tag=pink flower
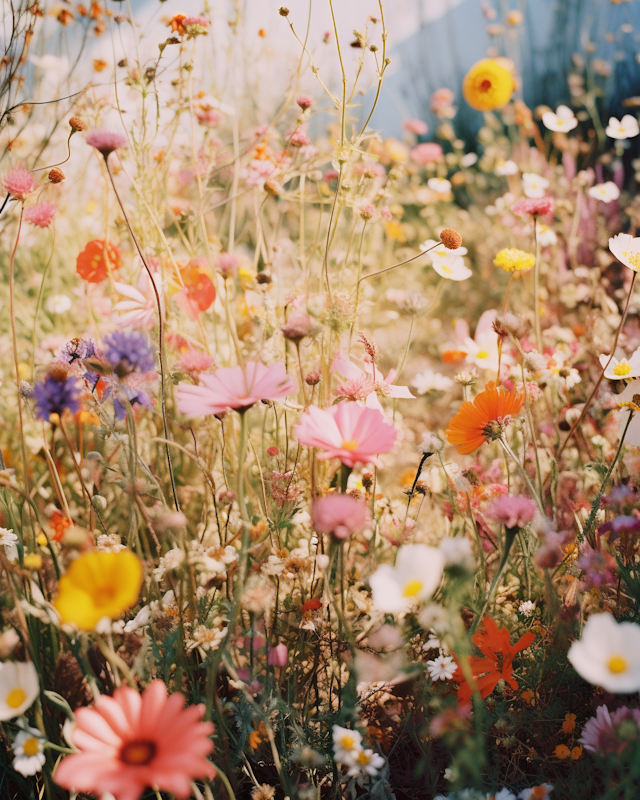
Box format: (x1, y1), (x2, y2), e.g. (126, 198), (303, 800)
(580, 705), (640, 755)
(410, 142), (444, 166)
(331, 354), (414, 412)
(312, 494), (371, 539)
(512, 197), (554, 217)
(2, 166), (35, 200)
(216, 252), (240, 278)
(24, 201), (57, 227)
(183, 16), (208, 26)
(431, 87), (456, 112)
(86, 129), (128, 156)
(290, 130), (312, 147)
(403, 118), (429, 135)
(175, 349), (216, 376)
(296, 95), (315, 110)
(487, 495), (538, 529)
(176, 361), (296, 417)
(268, 644), (289, 666)
(53, 680), (215, 800)
(295, 402), (397, 467)
(113, 271), (162, 330)
(281, 311), (317, 341)
(380, 206), (392, 221)
(195, 108), (222, 126)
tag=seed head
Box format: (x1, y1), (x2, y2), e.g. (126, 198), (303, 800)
(48, 167), (65, 184)
(69, 116), (86, 132)
(439, 228), (462, 249)
(278, 7), (289, 16)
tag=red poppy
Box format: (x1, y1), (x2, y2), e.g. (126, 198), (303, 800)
(452, 616), (536, 705)
(180, 258), (216, 313)
(300, 598), (322, 615)
(76, 240), (122, 283)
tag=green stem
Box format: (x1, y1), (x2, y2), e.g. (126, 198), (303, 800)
(533, 214), (542, 351)
(471, 525), (519, 633)
(498, 437), (544, 514)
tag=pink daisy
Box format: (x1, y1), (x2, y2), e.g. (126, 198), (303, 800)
(295, 402), (397, 467)
(312, 493), (371, 539)
(176, 361), (296, 417)
(2, 166), (35, 200)
(24, 202), (57, 228)
(53, 680), (215, 800)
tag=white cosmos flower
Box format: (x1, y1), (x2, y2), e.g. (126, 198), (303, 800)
(420, 239), (471, 281)
(332, 725), (363, 763)
(518, 786), (553, 800)
(522, 173), (549, 199)
(420, 239), (469, 258)
(537, 224), (557, 247)
(617, 382), (640, 446)
(345, 749), (386, 777)
(0, 661), (39, 720)
(428, 177), (452, 194)
(427, 655), (456, 681)
(605, 115), (640, 140)
(369, 544), (445, 613)
(599, 348), (640, 380)
(464, 335), (500, 371)
(413, 369), (454, 394)
(495, 159), (519, 176)
(588, 182), (620, 203)
(542, 105), (577, 132)
(12, 723), (46, 777)
(609, 232), (640, 272)
(568, 612), (640, 693)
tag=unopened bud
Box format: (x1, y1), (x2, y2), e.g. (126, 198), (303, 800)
(48, 167), (65, 184)
(69, 116), (86, 132)
(305, 369), (321, 386)
(439, 228), (462, 249)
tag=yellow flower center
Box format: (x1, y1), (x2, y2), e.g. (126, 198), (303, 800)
(613, 361), (632, 376)
(476, 350), (489, 359)
(356, 751), (372, 765)
(23, 737), (40, 757)
(403, 579), (423, 598)
(557, 119), (564, 125)
(340, 439), (359, 451)
(530, 182), (538, 189)
(608, 655), (628, 674)
(340, 735), (355, 750)
(6, 688), (27, 709)
(441, 265), (453, 275)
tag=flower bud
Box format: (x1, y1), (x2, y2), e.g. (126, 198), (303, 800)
(48, 167), (65, 184)
(439, 228), (462, 249)
(69, 116), (86, 132)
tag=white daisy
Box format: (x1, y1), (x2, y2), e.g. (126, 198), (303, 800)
(542, 105), (577, 132)
(413, 370), (455, 394)
(427, 655), (457, 681)
(12, 723), (46, 777)
(588, 181), (620, 203)
(332, 725), (363, 763)
(370, 544), (445, 614)
(609, 232), (640, 272)
(605, 115), (640, 140)
(345, 748), (386, 777)
(599, 348), (640, 380)
(0, 528), (18, 547)
(0, 661), (39, 720)
(495, 159), (519, 176)
(568, 613), (640, 693)
(522, 173), (549, 199)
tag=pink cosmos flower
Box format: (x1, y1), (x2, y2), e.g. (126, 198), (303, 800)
(410, 142), (444, 166)
(403, 118), (429, 135)
(195, 107), (222, 126)
(512, 197), (554, 217)
(176, 361), (296, 417)
(113, 271), (163, 330)
(183, 16), (209, 26)
(487, 494), (538, 529)
(312, 493), (371, 539)
(331, 354), (414, 412)
(295, 402), (397, 467)
(24, 202), (57, 228)
(580, 705), (640, 755)
(86, 129), (128, 156)
(53, 680), (215, 800)
(2, 166), (35, 200)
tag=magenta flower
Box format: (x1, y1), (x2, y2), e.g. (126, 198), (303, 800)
(2, 166), (35, 200)
(512, 197), (554, 217)
(176, 361), (296, 417)
(410, 142), (444, 166)
(295, 402), (397, 467)
(86, 129), (128, 157)
(268, 644), (289, 666)
(54, 680), (215, 800)
(312, 494), (371, 539)
(24, 202), (57, 228)
(580, 705), (640, 755)
(486, 494), (538, 529)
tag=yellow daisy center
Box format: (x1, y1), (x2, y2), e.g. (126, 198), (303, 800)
(341, 439), (359, 451)
(356, 751), (372, 765)
(23, 737), (40, 757)
(608, 655), (627, 674)
(6, 688), (27, 709)
(476, 350), (489, 359)
(613, 361), (632, 376)
(403, 579), (423, 598)
(340, 735), (355, 750)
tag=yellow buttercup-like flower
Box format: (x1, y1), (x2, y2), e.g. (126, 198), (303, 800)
(494, 248), (536, 273)
(463, 59), (515, 111)
(54, 551), (143, 630)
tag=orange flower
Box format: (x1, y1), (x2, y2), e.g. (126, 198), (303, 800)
(180, 258), (216, 313)
(571, 745), (583, 760)
(76, 240), (122, 283)
(554, 744), (570, 759)
(446, 381), (525, 454)
(562, 712), (576, 734)
(441, 349), (467, 364)
(453, 616), (536, 705)
(50, 511), (71, 542)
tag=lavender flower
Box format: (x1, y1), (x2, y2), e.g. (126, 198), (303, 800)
(576, 546), (617, 589)
(57, 337), (97, 365)
(103, 331), (155, 377)
(113, 385), (153, 420)
(580, 705), (640, 755)
(34, 373), (81, 421)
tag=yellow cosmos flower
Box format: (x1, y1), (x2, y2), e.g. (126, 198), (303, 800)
(463, 59), (515, 111)
(494, 248), (536, 273)
(54, 551), (143, 630)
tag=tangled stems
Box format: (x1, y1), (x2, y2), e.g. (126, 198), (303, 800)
(497, 436), (545, 515)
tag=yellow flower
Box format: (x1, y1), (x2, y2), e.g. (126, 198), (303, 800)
(463, 59), (515, 111)
(23, 554), (42, 571)
(494, 248), (536, 273)
(54, 551), (143, 630)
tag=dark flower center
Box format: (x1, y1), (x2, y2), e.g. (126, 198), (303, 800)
(481, 79), (492, 91)
(120, 739), (156, 766)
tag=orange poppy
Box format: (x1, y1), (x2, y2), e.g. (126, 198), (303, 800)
(180, 258), (216, 313)
(446, 381), (525, 455)
(76, 240), (122, 283)
(50, 510), (71, 542)
(441, 349), (467, 364)
(452, 616), (536, 705)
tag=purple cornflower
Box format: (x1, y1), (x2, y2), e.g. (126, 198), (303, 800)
(85, 130), (128, 157)
(34, 372), (81, 421)
(486, 494), (538, 529)
(103, 330), (155, 376)
(576, 546), (617, 589)
(113, 385), (153, 420)
(599, 515), (640, 545)
(57, 337), (97, 365)
(580, 705), (640, 755)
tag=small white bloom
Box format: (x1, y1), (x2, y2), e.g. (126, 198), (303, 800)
(12, 723), (46, 777)
(345, 748), (385, 777)
(332, 725), (363, 763)
(427, 654), (456, 681)
(460, 152), (478, 167)
(45, 294), (72, 315)
(609, 232), (640, 272)
(439, 537), (475, 571)
(537, 224), (557, 247)
(518, 785), (553, 800)
(0, 528), (18, 547)
(568, 613), (640, 693)
(522, 173), (549, 199)
(495, 790), (517, 800)
(370, 544), (445, 614)
(428, 177), (452, 194)
(414, 370), (455, 395)
(605, 114), (640, 140)
(519, 600), (535, 617)
(542, 105), (577, 132)
(418, 432), (444, 454)
(0, 661), (40, 720)
(599, 348), (640, 380)
(588, 181), (620, 203)
(495, 160), (519, 176)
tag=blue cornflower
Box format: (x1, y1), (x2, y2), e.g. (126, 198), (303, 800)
(103, 330), (155, 377)
(33, 373), (81, 421)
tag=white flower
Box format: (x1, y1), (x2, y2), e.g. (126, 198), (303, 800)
(12, 723), (46, 777)
(609, 232), (640, 272)
(605, 115), (640, 140)
(519, 600), (535, 617)
(439, 537), (475, 571)
(45, 294), (72, 314)
(345, 748), (385, 777)
(495, 160), (519, 176)
(568, 613), (640, 693)
(542, 105), (577, 132)
(599, 348), (640, 380)
(428, 177), (452, 194)
(414, 370), (454, 394)
(460, 152), (478, 167)
(522, 173), (549, 199)
(418, 432), (444, 454)
(369, 544), (445, 614)
(332, 725), (363, 763)
(518, 785), (553, 800)
(588, 181), (620, 203)
(0, 661), (39, 720)
(495, 789), (517, 800)
(537, 224), (557, 247)
(0, 528), (18, 547)
(420, 241), (472, 281)
(420, 239), (469, 259)
(427, 655), (456, 681)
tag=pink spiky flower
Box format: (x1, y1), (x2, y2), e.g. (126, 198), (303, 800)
(24, 202), (57, 228)
(2, 166), (35, 200)
(53, 680), (215, 800)
(295, 402), (397, 467)
(296, 95), (315, 110)
(512, 197), (554, 217)
(176, 361), (296, 417)
(487, 494), (538, 529)
(86, 129), (128, 157)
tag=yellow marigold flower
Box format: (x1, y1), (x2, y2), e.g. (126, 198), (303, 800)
(494, 248), (536, 273)
(54, 551), (143, 630)
(463, 58), (515, 111)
